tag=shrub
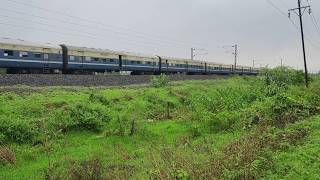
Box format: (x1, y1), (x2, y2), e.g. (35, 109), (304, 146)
(0, 133), (5, 144)
(88, 93), (110, 106)
(189, 125), (202, 138)
(106, 101), (145, 136)
(151, 73), (170, 88)
(0, 118), (37, 143)
(261, 67), (305, 87)
(268, 87), (320, 127)
(68, 103), (111, 132)
(206, 111), (239, 133)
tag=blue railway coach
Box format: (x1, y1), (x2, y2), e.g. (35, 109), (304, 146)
(0, 38), (259, 75)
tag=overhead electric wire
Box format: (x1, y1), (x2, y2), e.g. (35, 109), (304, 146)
(3, 0), (207, 48)
(265, 0), (320, 50)
(278, 0), (290, 7)
(0, 20), (190, 52)
(0, 12), (199, 51)
(309, 13), (320, 36)
(0, 7), (202, 50)
(306, 0), (320, 36)
(265, 0), (288, 17)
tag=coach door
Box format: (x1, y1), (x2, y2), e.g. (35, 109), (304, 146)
(43, 48), (50, 73)
(165, 60), (169, 72)
(77, 51), (84, 72)
(119, 55), (123, 71)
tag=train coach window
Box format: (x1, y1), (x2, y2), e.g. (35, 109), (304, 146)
(69, 56), (75, 61)
(146, 62), (152, 65)
(137, 61), (141, 64)
(4, 50), (13, 57)
(34, 53), (41, 58)
(110, 59), (115, 63)
(85, 56), (91, 61)
(93, 58), (99, 61)
(44, 54), (49, 60)
(19, 51), (28, 58)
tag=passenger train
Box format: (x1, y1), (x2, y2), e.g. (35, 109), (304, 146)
(0, 38), (258, 75)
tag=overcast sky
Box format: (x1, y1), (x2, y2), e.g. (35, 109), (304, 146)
(1, 0), (320, 72)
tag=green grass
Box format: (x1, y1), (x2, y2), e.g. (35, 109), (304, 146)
(264, 116), (320, 179)
(1, 70), (320, 179)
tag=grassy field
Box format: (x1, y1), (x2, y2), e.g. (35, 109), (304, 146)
(1, 68), (320, 179)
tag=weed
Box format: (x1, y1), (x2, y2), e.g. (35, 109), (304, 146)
(151, 73), (170, 88)
(68, 103), (111, 132)
(261, 67), (305, 87)
(89, 93), (110, 106)
(0, 117), (37, 143)
(0, 145), (16, 165)
(68, 158), (104, 180)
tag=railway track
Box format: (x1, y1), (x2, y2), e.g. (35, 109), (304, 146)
(0, 74), (222, 87)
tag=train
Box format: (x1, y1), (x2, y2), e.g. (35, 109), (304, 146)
(0, 38), (258, 75)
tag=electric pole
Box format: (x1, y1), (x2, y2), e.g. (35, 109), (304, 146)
(288, 0), (310, 87)
(281, 58), (283, 67)
(191, 48), (195, 60)
(253, 60), (255, 68)
(191, 48), (208, 60)
(232, 44), (237, 73)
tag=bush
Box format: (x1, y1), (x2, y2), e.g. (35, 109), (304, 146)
(151, 74), (170, 88)
(0, 117), (37, 143)
(88, 93), (110, 106)
(53, 103), (112, 132)
(69, 104), (111, 131)
(261, 67), (305, 87)
(206, 112), (239, 133)
(106, 101), (145, 136)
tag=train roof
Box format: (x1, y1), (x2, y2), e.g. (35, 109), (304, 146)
(0, 37), (61, 49)
(65, 45), (158, 59)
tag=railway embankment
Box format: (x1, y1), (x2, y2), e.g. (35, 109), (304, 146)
(0, 74), (221, 86)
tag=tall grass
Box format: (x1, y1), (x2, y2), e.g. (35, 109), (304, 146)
(1, 67), (320, 179)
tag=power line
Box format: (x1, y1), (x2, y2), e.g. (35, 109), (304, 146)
(0, 12), (211, 52)
(278, 0), (290, 8)
(190, 48), (208, 60)
(3, 0), (207, 48)
(306, 0), (320, 36)
(265, 0), (320, 50)
(265, 0), (288, 17)
(0, 8), (202, 50)
(0, 21), (188, 52)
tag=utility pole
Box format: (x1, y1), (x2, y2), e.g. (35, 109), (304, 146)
(232, 44), (237, 73)
(288, 0), (310, 87)
(253, 60), (255, 68)
(281, 58), (283, 67)
(191, 48), (208, 60)
(191, 48), (196, 60)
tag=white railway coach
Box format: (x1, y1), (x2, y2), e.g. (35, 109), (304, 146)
(0, 38), (63, 73)
(0, 38), (258, 75)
